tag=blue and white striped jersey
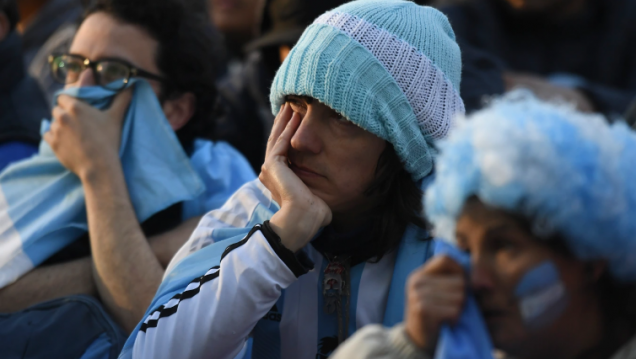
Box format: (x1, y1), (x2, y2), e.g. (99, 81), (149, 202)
(120, 179), (434, 359)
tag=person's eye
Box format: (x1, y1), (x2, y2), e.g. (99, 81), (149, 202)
(66, 62), (83, 73)
(332, 113), (354, 126)
(492, 237), (518, 252)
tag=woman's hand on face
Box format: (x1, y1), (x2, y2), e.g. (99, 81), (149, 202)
(404, 256), (466, 354)
(259, 104), (332, 252)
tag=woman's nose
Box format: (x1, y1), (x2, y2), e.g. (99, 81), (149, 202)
(471, 260), (496, 292)
(290, 112), (323, 154)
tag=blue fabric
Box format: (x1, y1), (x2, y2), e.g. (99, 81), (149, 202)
(0, 295), (126, 359)
(120, 179), (434, 358)
(0, 79), (205, 288)
(182, 139), (256, 221)
(0, 141), (38, 172)
(433, 240), (494, 359)
(80, 333), (113, 359)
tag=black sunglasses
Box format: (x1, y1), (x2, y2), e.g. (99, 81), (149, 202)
(48, 53), (166, 91)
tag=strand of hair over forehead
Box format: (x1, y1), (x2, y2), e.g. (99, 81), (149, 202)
(425, 90), (636, 282)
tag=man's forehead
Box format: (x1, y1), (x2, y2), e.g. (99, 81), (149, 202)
(70, 12), (159, 72)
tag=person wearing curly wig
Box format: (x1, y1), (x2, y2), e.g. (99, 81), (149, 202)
(331, 91), (636, 359)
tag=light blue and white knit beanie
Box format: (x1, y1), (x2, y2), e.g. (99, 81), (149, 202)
(425, 90), (636, 282)
(270, 0), (464, 180)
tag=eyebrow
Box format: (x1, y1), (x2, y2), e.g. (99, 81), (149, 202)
(455, 222), (518, 244)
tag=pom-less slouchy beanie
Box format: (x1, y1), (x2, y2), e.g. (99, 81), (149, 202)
(270, 0), (464, 180)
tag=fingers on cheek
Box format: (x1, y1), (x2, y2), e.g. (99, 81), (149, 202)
(274, 104), (285, 123)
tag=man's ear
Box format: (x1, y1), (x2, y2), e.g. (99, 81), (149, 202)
(162, 92), (196, 131)
(0, 12), (10, 42)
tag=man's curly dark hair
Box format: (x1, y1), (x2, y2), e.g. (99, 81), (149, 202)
(0, 0), (19, 32)
(83, 0), (224, 148)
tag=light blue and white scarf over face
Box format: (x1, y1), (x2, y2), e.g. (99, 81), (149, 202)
(0, 79), (205, 288)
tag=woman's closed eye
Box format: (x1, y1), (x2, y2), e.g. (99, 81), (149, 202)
(489, 236), (520, 254)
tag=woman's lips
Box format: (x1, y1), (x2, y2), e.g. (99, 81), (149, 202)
(289, 162), (324, 178)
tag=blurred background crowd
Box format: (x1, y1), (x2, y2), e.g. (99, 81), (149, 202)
(1, 0), (636, 358)
(3, 0), (636, 173)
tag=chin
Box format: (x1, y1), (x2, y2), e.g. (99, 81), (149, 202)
(305, 186), (333, 206)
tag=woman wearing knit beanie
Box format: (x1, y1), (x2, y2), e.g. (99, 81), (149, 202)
(331, 92), (636, 359)
(121, 1), (464, 358)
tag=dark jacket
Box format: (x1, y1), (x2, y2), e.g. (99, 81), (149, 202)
(0, 32), (49, 146)
(441, 0), (636, 117)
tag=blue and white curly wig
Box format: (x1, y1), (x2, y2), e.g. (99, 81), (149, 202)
(425, 90), (636, 282)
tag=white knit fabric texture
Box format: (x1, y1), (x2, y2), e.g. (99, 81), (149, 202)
(315, 11), (465, 139)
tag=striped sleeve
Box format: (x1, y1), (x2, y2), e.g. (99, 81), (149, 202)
(132, 224), (305, 359)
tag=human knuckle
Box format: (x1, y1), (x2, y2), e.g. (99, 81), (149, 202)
(409, 300), (425, 315)
(66, 101), (79, 114)
(60, 113), (72, 125)
(407, 269), (425, 287)
(407, 276), (418, 291)
(407, 288), (419, 301)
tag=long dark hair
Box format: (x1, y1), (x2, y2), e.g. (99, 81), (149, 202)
(365, 144), (431, 261)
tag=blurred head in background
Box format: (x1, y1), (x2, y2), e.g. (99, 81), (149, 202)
(245, 0), (351, 70)
(502, 0), (586, 15)
(0, 0), (18, 41)
(208, 0), (266, 57)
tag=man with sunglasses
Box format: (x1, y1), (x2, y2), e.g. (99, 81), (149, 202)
(0, 0), (255, 333)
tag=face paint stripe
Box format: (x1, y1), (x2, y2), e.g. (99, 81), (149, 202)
(515, 261), (569, 330)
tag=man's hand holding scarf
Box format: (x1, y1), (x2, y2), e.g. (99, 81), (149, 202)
(44, 89), (132, 180)
(43, 85), (166, 332)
